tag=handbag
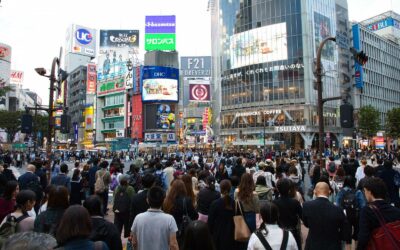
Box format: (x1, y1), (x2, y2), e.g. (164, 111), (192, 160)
(367, 205), (400, 250)
(233, 200), (251, 242)
(177, 198), (192, 238)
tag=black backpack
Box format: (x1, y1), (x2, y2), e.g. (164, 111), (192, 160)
(340, 189), (358, 222)
(0, 214), (29, 248)
(113, 187), (130, 213)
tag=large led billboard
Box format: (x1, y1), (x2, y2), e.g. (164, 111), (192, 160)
(314, 12), (334, 61)
(145, 15), (176, 51)
(141, 66), (179, 102)
(230, 22), (288, 68)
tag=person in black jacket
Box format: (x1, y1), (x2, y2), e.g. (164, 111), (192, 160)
(303, 182), (351, 250)
(83, 195), (122, 250)
(208, 179), (235, 250)
(88, 158), (100, 195)
(129, 173), (155, 228)
(273, 178), (302, 249)
(197, 176), (220, 220)
(231, 158), (245, 180)
(377, 160), (400, 207)
(357, 177), (400, 250)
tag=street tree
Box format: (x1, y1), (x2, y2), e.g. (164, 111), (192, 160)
(34, 114), (49, 146)
(0, 110), (23, 142)
(0, 85), (12, 97)
(358, 105), (380, 138)
(386, 107), (400, 139)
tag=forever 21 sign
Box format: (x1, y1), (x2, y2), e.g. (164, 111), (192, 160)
(180, 56), (211, 77)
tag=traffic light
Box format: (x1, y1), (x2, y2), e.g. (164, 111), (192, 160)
(350, 48), (368, 66)
(60, 114), (70, 134)
(21, 114), (33, 134)
(340, 104), (354, 128)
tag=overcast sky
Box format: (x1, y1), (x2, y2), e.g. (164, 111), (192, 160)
(0, 0), (399, 104)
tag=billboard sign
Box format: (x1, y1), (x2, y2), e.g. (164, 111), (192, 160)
(97, 48), (130, 81)
(145, 33), (176, 51)
(66, 24), (97, 57)
(97, 78), (125, 96)
(366, 17), (399, 31)
(156, 104), (176, 129)
(141, 66), (179, 102)
(180, 56), (211, 77)
(87, 63), (97, 94)
(144, 132), (176, 142)
(131, 95), (143, 140)
(99, 30), (139, 54)
(313, 12), (334, 61)
(145, 15), (176, 34)
(10, 70), (24, 85)
(230, 22), (288, 68)
(189, 80), (210, 101)
(352, 24), (364, 89)
(0, 43), (11, 62)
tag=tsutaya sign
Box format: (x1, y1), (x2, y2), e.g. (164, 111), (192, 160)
(274, 126), (306, 132)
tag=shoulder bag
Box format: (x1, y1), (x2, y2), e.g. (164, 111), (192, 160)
(233, 200), (251, 242)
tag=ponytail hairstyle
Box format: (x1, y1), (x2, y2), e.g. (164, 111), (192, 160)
(219, 179), (232, 210)
(258, 201), (279, 236)
(206, 176), (216, 191)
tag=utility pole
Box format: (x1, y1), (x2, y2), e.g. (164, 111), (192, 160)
(316, 37), (336, 163)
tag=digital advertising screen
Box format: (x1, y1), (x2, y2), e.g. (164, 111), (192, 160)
(156, 104), (176, 129)
(230, 22), (288, 68)
(141, 66), (179, 102)
(314, 12), (334, 61)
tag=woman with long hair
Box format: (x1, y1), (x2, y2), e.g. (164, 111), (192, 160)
(215, 161), (229, 183)
(81, 164), (90, 199)
(182, 220), (215, 250)
(163, 179), (198, 248)
(0, 180), (19, 222)
(182, 175), (196, 207)
(234, 173), (260, 250)
(56, 205), (108, 249)
(70, 168), (83, 205)
(247, 202), (298, 249)
(208, 179), (235, 250)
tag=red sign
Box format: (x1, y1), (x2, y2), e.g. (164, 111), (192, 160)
(0, 45), (11, 62)
(189, 84), (210, 101)
(131, 94), (143, 141)
(87, 63), (97, 94)
(10, 70), (24, 84)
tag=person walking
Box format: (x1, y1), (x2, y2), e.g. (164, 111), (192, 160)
(247, 202), (298, 250)
(208, 179), (235, 250)
(357, 177), (400, 250)
(196, 176), (220, 222)
(163, 179), (198, 247)
(55, 205), (109, 249)
(95, 161), (111, 215)
(69, 169), (83, 205)
(129, 174), (156, 228)
(0, 180), (19, 222)
(273, 178), (302, 250)
(302, 182), (351, 250)
(377, 160), (400, 207)
(182, 220), (215, 250)
(130, 186), (179, 250)
(84, 195), (122, 250)
(113, 175), (135, 238)
(88, 158), (100, 195)
(51, 164), (71, 192)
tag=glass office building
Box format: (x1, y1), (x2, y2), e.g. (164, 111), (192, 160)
(211, 0), (343, 149)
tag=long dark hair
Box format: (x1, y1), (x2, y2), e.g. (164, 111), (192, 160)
(182, 175), (196, 207)
(237, 173), (255, 203)
(182, 220), (215, 250)
(163, 180), (187, 214)
(3, 180), (18, 200)
(220, 179), (233, 210)
(56, 205), (92, 245)
(258, 202), (279, 236)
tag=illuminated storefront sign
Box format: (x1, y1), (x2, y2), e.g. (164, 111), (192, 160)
(222, 63), (304, 80)
(235, 109), (282, 117)
(274, 126), (306, 132)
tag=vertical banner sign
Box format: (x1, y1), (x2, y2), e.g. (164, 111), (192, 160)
(203, 108), (209, 131)
(73, 122), (78, 141)
(87, 63), (97, 94)
(352, 24), (364, 89)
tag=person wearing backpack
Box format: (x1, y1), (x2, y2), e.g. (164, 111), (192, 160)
(247, 202), (298, 250)
(336, 176), (366, 249)
(154, 163), (168, 191)
(357, 177), (400, 250)
(112, 175), (135, 238)
(127, 164), (142, 193)
(95, 161), (111, 215)
(0, 189), (36, 247)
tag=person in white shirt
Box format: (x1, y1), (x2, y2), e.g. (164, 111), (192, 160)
(355, 159), (367, 186)
(247, 202), (298, 250)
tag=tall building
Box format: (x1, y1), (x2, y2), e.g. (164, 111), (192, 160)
(352, 11), (400, 127)
(0, 43), (11, 110)
(211, 0), (343, 150)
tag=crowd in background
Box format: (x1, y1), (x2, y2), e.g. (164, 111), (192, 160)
(0, 147), (399, 249)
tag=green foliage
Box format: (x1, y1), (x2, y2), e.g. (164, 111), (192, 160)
(0, 86), (12, 97)
(358, 105), (381, 138)
(386, 107), (400, 139)
(0, 110), (23, 142)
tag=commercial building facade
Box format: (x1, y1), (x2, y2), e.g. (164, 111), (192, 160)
(352, 12), (400, 127)
(211, 0), (344, 150)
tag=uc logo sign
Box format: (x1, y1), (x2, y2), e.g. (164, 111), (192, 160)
(76, 29), (92, 45)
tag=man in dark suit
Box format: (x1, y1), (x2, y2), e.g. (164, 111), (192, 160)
(18, 164), (43, 211)
(129, 173), (155, 228)
(303, 182), (351, 250)
(51, 163), (71, 192)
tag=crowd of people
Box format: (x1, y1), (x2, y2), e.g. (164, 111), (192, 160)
(0, 148), (399, 250)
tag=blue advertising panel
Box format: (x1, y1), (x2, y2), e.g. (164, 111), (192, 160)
(141, 66), (179, 102)
(366, 17), (394, 31)
(352, 24), (364, 89)
(145, 16), (176, 34)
